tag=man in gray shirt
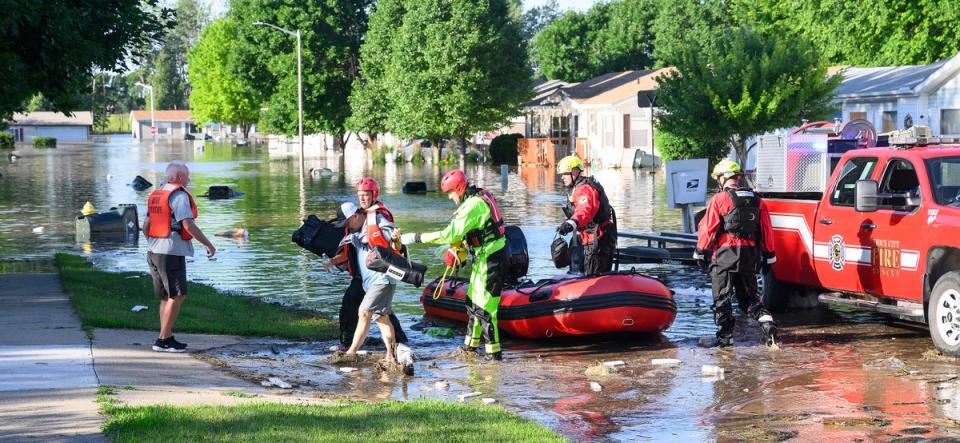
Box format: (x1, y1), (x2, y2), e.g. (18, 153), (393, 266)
(143, 161), (216, 352)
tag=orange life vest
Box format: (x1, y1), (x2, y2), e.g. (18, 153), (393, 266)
(365, 203), (395, 250)
(146, 184), (198, 240)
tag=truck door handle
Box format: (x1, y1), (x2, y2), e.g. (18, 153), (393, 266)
(818, 218), (833, 225)
(861, 222), (876, 229)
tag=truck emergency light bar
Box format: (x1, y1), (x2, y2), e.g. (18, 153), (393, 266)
(885, 125), (960, 147)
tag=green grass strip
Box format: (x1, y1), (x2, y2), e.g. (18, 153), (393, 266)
(55, 253), (337, 340)
(102, 400), (565, 443)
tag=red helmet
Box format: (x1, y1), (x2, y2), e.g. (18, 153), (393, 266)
(356, 177), (380, 201)
(440, 169), (467, 197)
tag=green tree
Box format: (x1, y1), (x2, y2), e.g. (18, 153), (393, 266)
(385, 0), (532, 161)
(230, 0), (371, 151)
(522, 0), (561, 42)
(0, 1), (171, 120)
(347, 0), (407, 150)
(592, 0), (656, 73)
(144, 0), (209, 110)
(651, 0), (733, 67)
(732, 0), (960, 67)
(189, 19), (263, 138)
(655, 26), (841, 167)
(653, 129), (727, 165)
(532, 0), (655, 82)
(532, 11), (597, 81)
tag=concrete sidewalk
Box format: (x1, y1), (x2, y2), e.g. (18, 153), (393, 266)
(0, 273), (103, 442)
(0, 273), (329, 442)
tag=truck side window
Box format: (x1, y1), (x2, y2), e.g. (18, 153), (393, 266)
(878, 159), (920, 209)
(830, 157), (878, 206)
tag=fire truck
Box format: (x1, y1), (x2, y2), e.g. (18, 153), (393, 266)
(756, 120), (960, 356)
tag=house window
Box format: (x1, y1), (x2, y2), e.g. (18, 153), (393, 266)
(942, 109), (960, 135)
(849, 111), (867, 122)
(603, 115), (613, 147)
(630, 117), (647, 148)
(882, 111), (898, 132)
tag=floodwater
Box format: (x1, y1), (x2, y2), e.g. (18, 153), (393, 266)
(1, 138), (959, 441)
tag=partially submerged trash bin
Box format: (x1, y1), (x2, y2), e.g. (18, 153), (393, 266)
(206, 185), (241, 199)
(76, 204), (139, 242)
(130, 175), (153, 191)
(402, 181), (428, 194)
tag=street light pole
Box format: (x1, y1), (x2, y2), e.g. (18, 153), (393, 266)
(254, 21), (304, 172)
(135, 82), (155, 141)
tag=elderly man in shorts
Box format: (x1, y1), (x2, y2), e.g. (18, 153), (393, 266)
(339, 178), (401, 366)
(142, 161), (216, 352)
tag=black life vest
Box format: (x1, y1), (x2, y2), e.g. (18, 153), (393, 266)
(721, 188), (760, 239)
(464, 187), (505, 248)
(564, 176), (614, 231)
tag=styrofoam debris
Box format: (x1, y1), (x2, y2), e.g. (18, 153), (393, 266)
(328, 345), (339, 352)
(130, 305), (148, 312)
(260, 381), (272, 387)
(267, 377), (292, 389)
(32, 226), (44, 234)
(435, 381), (449, 390)
(701, 365), (725, 376)
(397, 343), (414, 366)
(339, 367), (358, 373)
(356, 350), (369, 356)
(481, 398), (497, 405)
(602, 360), (626, 368)
(651, 358), (681, 366)
(458, 391), (482, 401)
(590, 382), (603, 392)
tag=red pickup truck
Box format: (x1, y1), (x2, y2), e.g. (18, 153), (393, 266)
(760, 131), (960, 356)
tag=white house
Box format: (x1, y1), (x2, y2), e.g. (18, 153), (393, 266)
(8, 112), (92, 143)
(130, 110), (195, 140)
(834, 51), (960, 136)
(523, 69), (671, 168)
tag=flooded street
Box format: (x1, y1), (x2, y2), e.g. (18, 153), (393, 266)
(2, 139), (959, 441)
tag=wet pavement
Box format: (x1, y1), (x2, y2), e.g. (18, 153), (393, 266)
(1, 139), (959, 441)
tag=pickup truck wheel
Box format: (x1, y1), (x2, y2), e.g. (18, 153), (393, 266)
(760, 269), (790, 313)
(928, 272), (960, 356)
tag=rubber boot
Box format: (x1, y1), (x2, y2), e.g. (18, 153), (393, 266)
(483, 351), (503, 362)
(760, 319), (780, 349)
(698, 335), (732, 348)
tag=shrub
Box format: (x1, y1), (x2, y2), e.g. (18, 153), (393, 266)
(0, 131), (13, 149)
(654, 129), (725, 165)
(410, 145), (426, 164)
(489, 133), (522, 165)
(33, 136), (57, 148)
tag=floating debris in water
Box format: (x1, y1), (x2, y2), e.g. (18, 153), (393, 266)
(701, 365), (725, 377)
(435, 381), (449, 390)
(339, 367), (358, 373)
(590, 382), (603, 392)
(651, 358), (681, 366)
(32, 226), (44, 234)
(481, 398), (497, 405)
(458, 392), (482, 401)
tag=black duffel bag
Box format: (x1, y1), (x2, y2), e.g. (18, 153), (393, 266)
(366, 246), (428, 287)
(292, 215), (344, 258)
(551, 234), (570, 269)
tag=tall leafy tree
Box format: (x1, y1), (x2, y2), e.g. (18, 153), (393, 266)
(532, 0), (655, 82)
(230, 0), (371, 150)
(145, 0), (209, 109)
(0, 1), (171, 120)
(651, 0), (733, 67)
(385, 0), (532, 160)
(532, 11), (597, 81)
(189, 18), (263, 138)
(347, 0), (407, 149)
(522, 0), (561, 42)
(732, 0), (960, 67)
(655, 26), (842, 167)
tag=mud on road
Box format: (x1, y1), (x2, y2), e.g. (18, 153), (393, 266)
(203, 307), (960, 442)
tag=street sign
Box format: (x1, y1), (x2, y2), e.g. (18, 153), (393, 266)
(150, 126), (157, 135)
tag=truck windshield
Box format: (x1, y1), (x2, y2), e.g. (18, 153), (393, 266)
(926, 157), (960, 205)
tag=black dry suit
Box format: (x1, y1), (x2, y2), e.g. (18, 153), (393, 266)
(563, 176), (617, 275)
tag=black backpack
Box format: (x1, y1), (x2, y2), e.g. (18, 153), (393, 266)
(291, 215), (344, 258)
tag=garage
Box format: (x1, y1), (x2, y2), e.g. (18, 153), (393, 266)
(8, 112), (92, 143)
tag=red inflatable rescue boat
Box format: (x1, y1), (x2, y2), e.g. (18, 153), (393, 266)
(421, 271), (676, 338)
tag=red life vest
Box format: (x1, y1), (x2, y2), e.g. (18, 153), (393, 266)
(365, 203), (396, 250)
(146, 184), (198, 240)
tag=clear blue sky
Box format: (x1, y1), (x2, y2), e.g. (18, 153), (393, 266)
(208, 0), (595, 17)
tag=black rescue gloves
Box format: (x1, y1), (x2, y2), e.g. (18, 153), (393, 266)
(558, 220), (576, 235)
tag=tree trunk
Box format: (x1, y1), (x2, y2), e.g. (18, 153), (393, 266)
(241, 123), (250, 139)
(459, 134), (468, 169)
(431, 137), (441, 164)
(335, 133), (346, 173)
